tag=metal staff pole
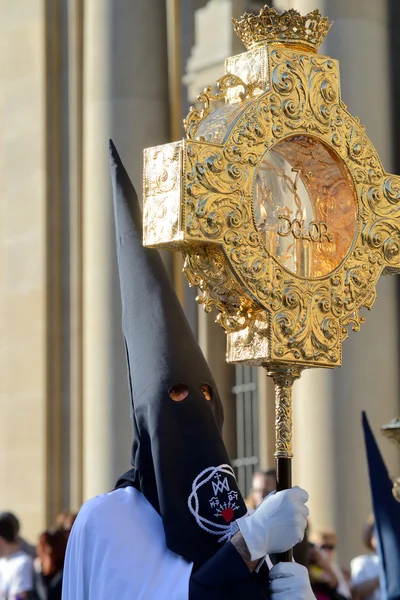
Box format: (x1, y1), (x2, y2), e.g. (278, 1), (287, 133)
(265, 364), (302, 562)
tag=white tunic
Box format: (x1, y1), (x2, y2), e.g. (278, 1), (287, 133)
(351, 554), (381, 600)
(0, 550), (34, 599)
(62, 486), (193, 600)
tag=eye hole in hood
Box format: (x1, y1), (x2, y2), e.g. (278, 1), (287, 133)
(200, 384), (212, 401)
(169, 383), (189, 402)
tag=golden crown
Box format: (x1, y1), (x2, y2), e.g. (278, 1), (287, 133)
(232, 5), (332, 52)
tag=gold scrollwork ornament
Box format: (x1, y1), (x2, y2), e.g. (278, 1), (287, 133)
(143, 4), (400, 493)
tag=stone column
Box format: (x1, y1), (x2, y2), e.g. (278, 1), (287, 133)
(82, 0), (170, 499)
(66, 0), (84, 512)
(275, 0), (400, 566)
(0, 0), (48, 540)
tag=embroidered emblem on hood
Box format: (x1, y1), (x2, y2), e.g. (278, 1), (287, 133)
(188, 464), (241, 543)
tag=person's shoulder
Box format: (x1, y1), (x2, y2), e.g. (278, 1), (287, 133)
(350, 553), (378, 578)
(73, 487), (142, 531)
(9, 550), (33, 572)
(351, 554), (367, 564)
(79, 486), (139, 514)
(351, 553), (377, 566)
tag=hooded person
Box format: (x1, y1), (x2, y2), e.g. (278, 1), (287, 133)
(360, 412), (400, 600)
(61, 141), (314, 600)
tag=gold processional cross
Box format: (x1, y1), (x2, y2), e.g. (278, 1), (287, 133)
(142, 5), (400, 558)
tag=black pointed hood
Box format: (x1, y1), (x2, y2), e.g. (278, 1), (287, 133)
(109, 140), (247, 566)
(362, 412), (400, 600)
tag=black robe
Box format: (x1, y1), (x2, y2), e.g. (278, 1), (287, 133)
(189, 541), (270, 598)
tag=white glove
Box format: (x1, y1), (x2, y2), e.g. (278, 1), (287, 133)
(269, 562), (316, 600)
(236, 486), (309, 560)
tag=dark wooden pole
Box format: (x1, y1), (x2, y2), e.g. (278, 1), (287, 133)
(276, 457), (293, 562)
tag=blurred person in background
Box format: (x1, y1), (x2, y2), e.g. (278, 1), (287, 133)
(263, 469), (277, 494)
(308, 541), (342, 600)
(350, 517), (380, 600)
(0, 512), (34, 599)
(311, 530), (351, 599)
(54, 512), (77, 536)
(34, 530), (67, 600)
(1, 513), (36, 560)
(246, 469), (277, 510)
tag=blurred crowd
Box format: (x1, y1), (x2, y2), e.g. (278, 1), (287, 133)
(0, 510), (77, 600)
(0, 472), (382, 599)
(246, 470), (381, 600)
